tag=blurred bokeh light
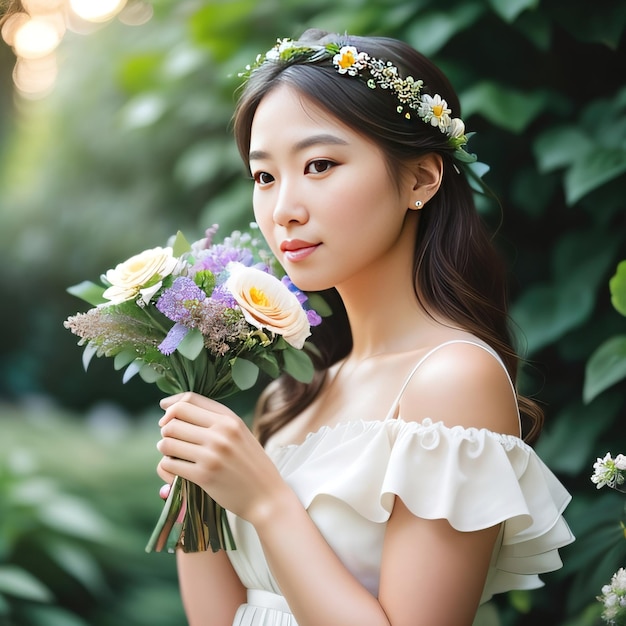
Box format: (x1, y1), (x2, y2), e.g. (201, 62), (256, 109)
(1, 0), (152, 97)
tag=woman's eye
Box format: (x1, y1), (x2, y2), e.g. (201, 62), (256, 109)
(305, 159), (334, 174)
(253, 171), (274, 185)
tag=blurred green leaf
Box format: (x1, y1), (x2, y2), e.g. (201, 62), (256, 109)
(0, 565), (52, 602)
(404, 3), (484, 55)
(564, 148), (626, 205)
(583, 335), (626, 403)
(120, 93), (168, 129)
(534, 393), (620, 474)
(45, 541), (108, 595)
(487, 0), (538, 22)
(512, 278), (595, 355)
(534, 126), (593, 173)
(460, 82), (552, 132)
(118, 53), (166, 94)
(552, 2), (626, 49)
(38, 496), (113, 541)
(20, 604), (90, 626)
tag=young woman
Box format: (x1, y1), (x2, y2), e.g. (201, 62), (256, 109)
(156, 30), (574, 626)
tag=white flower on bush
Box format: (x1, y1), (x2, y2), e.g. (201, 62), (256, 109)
(598, 568), (626, 625)
(591, 453), (626, 490)
(226, 263), (311, 349)
(102, 246), (179, 305)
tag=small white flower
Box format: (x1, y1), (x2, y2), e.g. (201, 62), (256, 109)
(417, 94), (452, 133)
(615, 454), (626, 470)
(449, 118), (466, 138)
(332, 46), (368, 76)
(591, 452), (626, 490)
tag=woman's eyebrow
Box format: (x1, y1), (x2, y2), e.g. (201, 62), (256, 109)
(249, 133), (349, 162)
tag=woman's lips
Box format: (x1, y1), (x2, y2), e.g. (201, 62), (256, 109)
(280, 239), (320, 262)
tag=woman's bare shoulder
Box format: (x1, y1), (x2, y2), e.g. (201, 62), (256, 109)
(396, 339), (520, 437)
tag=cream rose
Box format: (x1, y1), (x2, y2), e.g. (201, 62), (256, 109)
(102, 246), (178, 304)
(225, 263), (311, 349)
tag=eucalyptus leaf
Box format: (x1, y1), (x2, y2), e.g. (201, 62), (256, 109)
(609, 260), (626, 316)
(282, 346), (315, 383)
(156, 377), (183, 395)
(230, 357), (259, 390)
(122, 359), (143, 383)
(583, 335), (626, 403)
(139, 363), (164, 384)
(254, 352), (280, 378)
(67, 280), (107, 306)
(113, 349), (138, 370)
(171, 230), (192, 257)
(82, 342), (98, 371)
(176, 328), (204, 360)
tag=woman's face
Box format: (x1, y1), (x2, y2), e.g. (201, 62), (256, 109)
(249, 84), (416, 293)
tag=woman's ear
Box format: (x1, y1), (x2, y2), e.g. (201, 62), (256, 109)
(408, 154), (443, 210)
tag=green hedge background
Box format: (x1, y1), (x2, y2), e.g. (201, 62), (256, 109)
(0, 0), (624, 624)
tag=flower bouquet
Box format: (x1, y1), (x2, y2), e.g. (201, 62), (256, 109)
(64, 224), (323, 553)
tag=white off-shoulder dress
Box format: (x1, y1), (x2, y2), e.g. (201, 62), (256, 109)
(226, 340), (574, 625)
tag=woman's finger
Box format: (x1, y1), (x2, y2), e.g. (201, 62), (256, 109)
(160, 391), (234, 414)
(160, 415), (207, 445)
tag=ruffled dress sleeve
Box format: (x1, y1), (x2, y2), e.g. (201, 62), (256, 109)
(269, 417), (574, 603)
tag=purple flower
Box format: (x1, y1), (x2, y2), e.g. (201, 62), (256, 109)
(156, 276), (206, 322)
(307, 309), (322, 327)
(192, 245), (254, 276)
(281, 275), (307, 304)
(158, 322), (189, 355)
(281, 275), (322, 327)
(210, 283), (238, 308)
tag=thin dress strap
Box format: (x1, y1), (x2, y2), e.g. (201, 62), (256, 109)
(383, 339), (522, 437)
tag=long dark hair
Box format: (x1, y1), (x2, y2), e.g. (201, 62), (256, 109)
(233, 30), (543, 445)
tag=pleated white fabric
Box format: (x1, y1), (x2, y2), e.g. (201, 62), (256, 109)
(226, 341), (574, 625)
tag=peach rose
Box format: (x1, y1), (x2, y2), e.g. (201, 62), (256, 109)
(102, 246), (178, 304)
(225, 263), (311, 349)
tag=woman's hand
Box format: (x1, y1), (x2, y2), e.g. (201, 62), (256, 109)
(156, 392), (289, 524)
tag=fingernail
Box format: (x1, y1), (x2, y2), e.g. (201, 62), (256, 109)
(159, 483), (171, 500)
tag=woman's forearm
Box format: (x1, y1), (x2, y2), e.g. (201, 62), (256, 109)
(176, 549), (246, 626)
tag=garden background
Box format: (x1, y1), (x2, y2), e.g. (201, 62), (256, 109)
(0, 0), (625, 624)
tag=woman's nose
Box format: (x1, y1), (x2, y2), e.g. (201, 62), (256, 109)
(272, 181), (309, 226)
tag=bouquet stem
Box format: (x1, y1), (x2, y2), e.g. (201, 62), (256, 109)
(145, 475), (236, 553)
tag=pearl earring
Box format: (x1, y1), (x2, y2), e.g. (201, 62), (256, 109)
(414, 200), (423, 208)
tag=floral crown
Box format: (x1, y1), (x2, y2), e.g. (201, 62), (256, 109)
(241, 38), (478, 166)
